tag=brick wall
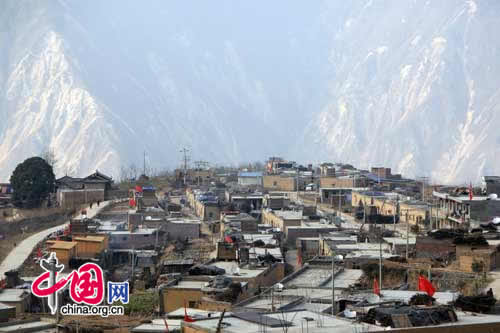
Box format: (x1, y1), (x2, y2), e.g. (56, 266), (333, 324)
(263, 175), (296, 191)
(57, 189), (105, 209)
(161, 288), (204, 313)
(416, 237), (455, 259)
(287, 226), (337, 244)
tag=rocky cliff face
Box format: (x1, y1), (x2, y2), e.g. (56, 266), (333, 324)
(0, 1), (498, 183)
(298, 0), (500, 183)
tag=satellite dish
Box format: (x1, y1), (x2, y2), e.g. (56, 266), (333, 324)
(492, 217), (500, 225)
(489, 194), (498, 200)
(334, 255), (344, 261)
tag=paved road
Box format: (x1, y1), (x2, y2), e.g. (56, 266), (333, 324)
(0, 201), (110, 278)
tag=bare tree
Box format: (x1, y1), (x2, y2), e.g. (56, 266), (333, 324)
(41, 148), (57, 169)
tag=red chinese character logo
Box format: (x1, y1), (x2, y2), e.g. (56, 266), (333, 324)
(68, 263), (104, 305)
(32, 253), (105, 313)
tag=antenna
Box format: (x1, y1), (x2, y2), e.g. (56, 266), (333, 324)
(143, 151), (147, 176)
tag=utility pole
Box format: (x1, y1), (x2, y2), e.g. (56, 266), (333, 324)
(194, 161), (209, 186)
(406, 210), (410, 260)
(180, 148), (190, 187)
(338, 189), (342, 216)
(296, 165), (299, 202)
(331, 254), (335, 315)
(379, 228), (383, 292)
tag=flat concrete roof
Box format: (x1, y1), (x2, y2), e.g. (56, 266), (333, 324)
(169, 280), (207, 289)
(278, 288), (339, 301)
(111, 228), (157, 235)
(185, 310), (380, 333)
(131, 319), (181, 333)
(274, 211), (302, 220)
(433, 191), (491, 202)
(211, 261), (265, 279)
(241, 295), (301, 310)
(383, 237), (417, 245)
(0, 320), (56, 332)
(167, 307), (223, 319)
(284, 266), (333, 287)
(0, 289), (30, 302)
(73, 235), (106, 242)
(325, 269), (363, 289)
(0, 302), (15, 310)
(49, 241), (77, 250)
(335, 243), (391, 251)
(345, 251), (395, 259)
(345, 290), (459, 305)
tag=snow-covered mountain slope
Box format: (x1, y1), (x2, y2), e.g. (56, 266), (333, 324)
(298, 0), (500, 184)
(1, 1), (499, 183)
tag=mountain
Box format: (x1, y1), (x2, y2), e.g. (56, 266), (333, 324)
(0, 0), (499, 184)
(297, 0), (500, 184)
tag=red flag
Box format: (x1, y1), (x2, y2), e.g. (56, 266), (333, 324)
(297, 254), (303, 267)
(129, 198), (136, 207)
(373, 278), (380, 296)
(418, 275), (436, 297)
(135, 185), (143, 193)
(469, 183), (473, 201)
(184, 300), (195, 322)
(224, 235), (233, 243)
(37, 247), (42, 258)
(163, 318), (169, 333)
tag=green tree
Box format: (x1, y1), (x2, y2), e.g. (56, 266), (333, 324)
(10, 157), (55, 208)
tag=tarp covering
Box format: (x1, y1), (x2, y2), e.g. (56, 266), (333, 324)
(189, 265), (225, 276)
(362, 305), (457, 328)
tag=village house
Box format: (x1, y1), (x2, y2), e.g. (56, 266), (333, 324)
(0, 183), (12, 208)
(319, 175), (370, 189)
(161, 260), (284, 313)
(0, 302), (16, 322)
(483, 176), (500, 195)
(456, 243), (500, 273)
(261, 209), (302, 235)
(433, 187), (500, 227)
(0, 290), (30, 316)
(262, 193), (290, 210)
(55, 170), (117, 208)
(262, 174), (297, 191)
(46, 241), (78, 267)
(72, 235), (108, 258)
(220, 212), (258, 238)
(319, 162), (336, 176)
(286, 222), (339, 245)
(351, 190), (429, 226)
(227, 191), (263, 212)
(186, 188), (221, 221)
(107, 228), (159, 249)
(165, 219), (201, 240)
(237, 171), (263, 186)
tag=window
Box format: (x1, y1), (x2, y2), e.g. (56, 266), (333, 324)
(189, 301), (196, 308)
(144, 234), (149, 238)
(273, 181), (278, 186)
(122, 237), (127, 241)
(209, 212), (214, 218)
